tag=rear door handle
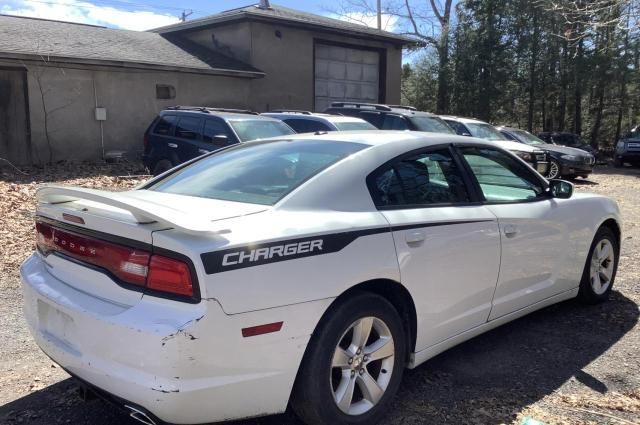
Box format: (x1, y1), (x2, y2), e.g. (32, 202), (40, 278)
(503, 224), (518, 238)
(167, 143), (178, 148)
(405, 230), (426, 244)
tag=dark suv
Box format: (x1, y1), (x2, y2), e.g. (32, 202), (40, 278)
(143, 107), (294, 175)
(614, 126), (640, 167)
(324, 102), (454, 134)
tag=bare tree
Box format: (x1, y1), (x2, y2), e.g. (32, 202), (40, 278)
(23, 55), (80, 164)
(330, 0), (454, 113)
(540, 0), (639, 42)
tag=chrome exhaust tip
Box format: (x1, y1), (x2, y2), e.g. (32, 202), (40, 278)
(125, 405), (157, 425)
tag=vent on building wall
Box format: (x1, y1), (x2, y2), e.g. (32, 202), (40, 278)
(156, 84), (176, 100)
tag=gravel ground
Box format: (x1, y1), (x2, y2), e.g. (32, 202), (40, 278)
(0, 163), (638, 425)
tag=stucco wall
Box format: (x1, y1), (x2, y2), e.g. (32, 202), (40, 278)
(182, 22), (403, 112)
(0, 59), (250, 163)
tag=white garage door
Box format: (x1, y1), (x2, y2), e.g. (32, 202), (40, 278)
(314, 43), (380, 112)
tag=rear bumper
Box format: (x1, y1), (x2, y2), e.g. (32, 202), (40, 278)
(21, 253), (331, 424)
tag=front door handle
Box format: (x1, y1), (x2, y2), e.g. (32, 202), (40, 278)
(503, 224), (518, 238)
(405, 230), (426, 244)
(167, 143), (178, 148)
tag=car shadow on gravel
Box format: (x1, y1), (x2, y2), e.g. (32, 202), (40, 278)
(1, 292), (638, 425)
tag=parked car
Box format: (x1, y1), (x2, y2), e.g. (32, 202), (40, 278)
(263, 110), (377, 132)
(614, 125), (640, 167)
(142, 106), (295, 175)
(498, 126), (595, 179)
(24, 131), (621, 425)
(537, 132), (599, 159)
(441, 116), (550, 175)
(324, 102), (455, 134)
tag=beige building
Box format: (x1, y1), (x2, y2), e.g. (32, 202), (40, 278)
(0, 3), (414, 164)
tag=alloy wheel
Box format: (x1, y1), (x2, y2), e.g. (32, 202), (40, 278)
(331, 317), (395, 416)
(548, 160), (560, 179)
(590, 239), (615, 295)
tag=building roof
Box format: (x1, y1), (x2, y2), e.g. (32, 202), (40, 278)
(0, 14), (263, 78)
(151, 3), (418, 46)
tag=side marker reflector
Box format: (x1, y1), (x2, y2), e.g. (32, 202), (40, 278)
(241, 321), (284, 338)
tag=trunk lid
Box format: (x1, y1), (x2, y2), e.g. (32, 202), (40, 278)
(35, 185), (268, 305)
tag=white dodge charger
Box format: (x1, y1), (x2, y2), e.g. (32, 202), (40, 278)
(21, 131), (621, 425)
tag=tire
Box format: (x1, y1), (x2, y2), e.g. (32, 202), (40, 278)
(547, 160), (561, 179)
(152, 159), (174, 176)
(291, 292), (407, 425)
(613, 157), (623, 168)
(578, 226), (619, 304)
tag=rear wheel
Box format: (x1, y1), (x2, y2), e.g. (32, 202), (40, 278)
(152, 159), (174, 176)
(613, 157), (623, 168)
(292, 292), (406, 425)
(578, 226), (619, 303)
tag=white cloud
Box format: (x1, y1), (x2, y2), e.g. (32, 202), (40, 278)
(0, 0), (180, 31)
(330, 11), (399, 32)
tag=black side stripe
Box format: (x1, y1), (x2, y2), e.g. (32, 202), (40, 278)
(200, 219), (494, 275)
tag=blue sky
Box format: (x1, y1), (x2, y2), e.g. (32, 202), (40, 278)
(0, 0), (371, 31)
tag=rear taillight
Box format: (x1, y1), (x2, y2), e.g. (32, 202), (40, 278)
(143, 133), (150, 151)
(147, 255), (193, 297)
(36, 221), (194, 298)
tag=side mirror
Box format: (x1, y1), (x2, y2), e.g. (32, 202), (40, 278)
(549, 179), (573, 199)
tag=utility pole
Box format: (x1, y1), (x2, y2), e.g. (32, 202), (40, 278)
(180, 9), (193, 22)
(377, 0), (381, 29)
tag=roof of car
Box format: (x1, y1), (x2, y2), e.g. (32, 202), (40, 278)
(161, 107), (281, 121)
(497, 126), (524, 132)
(440, 116), (488, 124)
(263, 112), (369, 123)
(327, 106), (439, 118)
(253, 130), (491, 147)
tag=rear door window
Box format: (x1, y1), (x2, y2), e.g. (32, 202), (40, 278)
(153, 115), (177, 135)
(203, 119), (233, 144)
(368, 148), (470, 208)
(175, 117), (204, 140)
(358, 112), (383, 128)
(381, 115), (409, 130)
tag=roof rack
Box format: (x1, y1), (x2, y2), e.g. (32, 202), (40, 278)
(270, 109), (313, 115)
(329, 102), (392, 111)
(386, 104), (417, 111)
(165, 106), (258, 115)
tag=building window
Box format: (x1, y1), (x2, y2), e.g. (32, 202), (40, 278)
(156, 84), (176, 100)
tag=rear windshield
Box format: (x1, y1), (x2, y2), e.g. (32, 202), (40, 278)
(466, 123), (508, 141)
(410, 116), (455, 134)
(333, 121), (377, 131)
(229, 119), (294, 142)
(148, 140), (366, 205)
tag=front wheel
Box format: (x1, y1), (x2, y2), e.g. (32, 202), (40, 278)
(547, 160), (561, 179)
(578, 227), (619, 303)
(291, 292), (407, 425)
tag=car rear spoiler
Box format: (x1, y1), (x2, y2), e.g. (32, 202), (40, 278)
(37, 185), (231, 235)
